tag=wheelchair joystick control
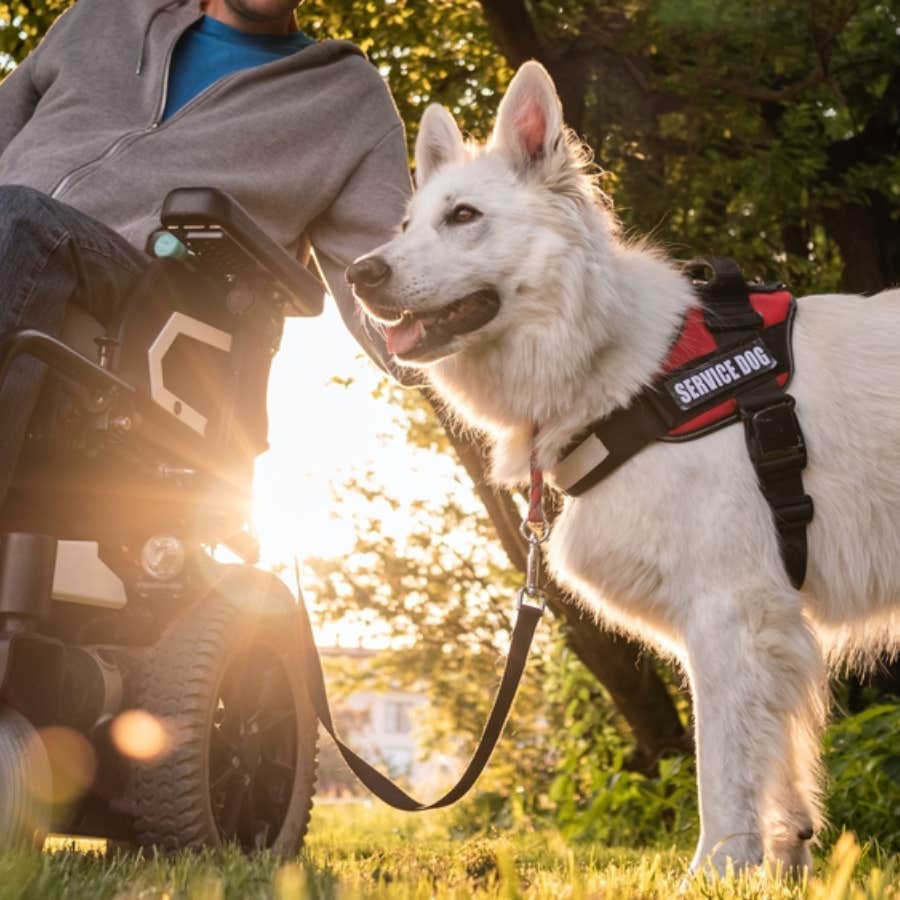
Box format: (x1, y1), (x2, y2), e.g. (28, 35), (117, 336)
(152, 231), (192, 261)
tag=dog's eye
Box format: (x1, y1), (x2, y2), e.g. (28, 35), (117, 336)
(447, 204), (481, 225)
(400, 218), (410, 233)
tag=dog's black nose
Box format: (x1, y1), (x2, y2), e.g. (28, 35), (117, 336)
(347, 255), (391, 289)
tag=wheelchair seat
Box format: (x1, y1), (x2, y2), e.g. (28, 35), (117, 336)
(59, 305), (105, 359)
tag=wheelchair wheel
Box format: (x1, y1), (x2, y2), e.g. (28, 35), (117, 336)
(0, 706), (52, 849)
(129, 594), (317, 856)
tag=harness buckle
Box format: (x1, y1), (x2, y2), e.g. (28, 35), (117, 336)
(743, 398), (807, 475)
(771, 495), (815, 528)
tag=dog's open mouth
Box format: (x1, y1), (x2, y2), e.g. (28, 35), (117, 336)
(380, 290), (500, 360)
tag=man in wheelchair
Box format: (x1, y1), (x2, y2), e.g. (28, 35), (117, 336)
(0, 0), (410, 854)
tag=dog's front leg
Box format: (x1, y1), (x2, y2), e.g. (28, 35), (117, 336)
(761, 716), (822, 878)
(682, 587), (824, 877)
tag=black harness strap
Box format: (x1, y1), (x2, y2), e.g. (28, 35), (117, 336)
(555, 317), (797, 496)
(295, 589), (543, 810)
(692, 257), (814, 589)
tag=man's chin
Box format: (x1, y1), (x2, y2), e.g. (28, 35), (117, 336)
(224, 0), (299, 23)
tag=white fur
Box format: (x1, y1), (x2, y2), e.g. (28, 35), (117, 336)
(352, 61), (900, 875)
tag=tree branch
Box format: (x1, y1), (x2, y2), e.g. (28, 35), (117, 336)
(477, 0), (544, 66)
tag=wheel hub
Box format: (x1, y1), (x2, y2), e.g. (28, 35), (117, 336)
(208, 646), (299, 850)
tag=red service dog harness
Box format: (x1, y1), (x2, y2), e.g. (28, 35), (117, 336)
(554, 257), (814, 589)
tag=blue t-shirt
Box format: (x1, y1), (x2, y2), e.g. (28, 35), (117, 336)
(162, 16), (315, 122)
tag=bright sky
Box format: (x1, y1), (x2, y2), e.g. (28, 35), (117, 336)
(252, 299), (468, 645)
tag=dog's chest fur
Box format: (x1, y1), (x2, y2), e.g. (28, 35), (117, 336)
(544, 422), (779, 651)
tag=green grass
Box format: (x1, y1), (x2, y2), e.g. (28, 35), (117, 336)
(0, 803), (896, 899)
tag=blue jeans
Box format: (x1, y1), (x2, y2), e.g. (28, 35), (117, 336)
(0, 185), (148, 506)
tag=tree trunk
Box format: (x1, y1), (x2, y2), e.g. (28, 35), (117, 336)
(822, 66), (900, 293)
(478, 0), (592, 132)
(822, 192), (900, 295)
(424, 390), (691, 772)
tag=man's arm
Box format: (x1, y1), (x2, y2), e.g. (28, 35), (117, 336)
(0, 55), (42, 155)
(0, 6), (73, 157)
(308, 121), (414, 381)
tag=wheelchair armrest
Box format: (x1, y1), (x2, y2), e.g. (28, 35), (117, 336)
(0, 328), (134, 397)
(160, 188), (325, 317)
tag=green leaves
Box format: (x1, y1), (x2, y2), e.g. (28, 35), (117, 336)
(301, 0), (512, 145)
(824, 704), (900, 853)
(0, 1), (67, 64)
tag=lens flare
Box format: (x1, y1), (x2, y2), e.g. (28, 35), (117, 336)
(35, 726), (97, 805)
(17, 728), (53, 841)
(110, 709), (170, 762)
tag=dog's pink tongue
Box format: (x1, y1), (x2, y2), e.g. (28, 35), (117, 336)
(386, 318), (426, 356)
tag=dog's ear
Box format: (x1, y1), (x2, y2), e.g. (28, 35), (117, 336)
(415, 104), (467, 188)
(491, 61), (564, 177)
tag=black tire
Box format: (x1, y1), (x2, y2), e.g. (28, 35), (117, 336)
(0, 706), (52, 849)
(128, 594), (317, 856)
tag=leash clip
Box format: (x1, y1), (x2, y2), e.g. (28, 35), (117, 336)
(518, 440), (549, 612)
(517, 586), (546, 612)
(517, 516), (548, 613)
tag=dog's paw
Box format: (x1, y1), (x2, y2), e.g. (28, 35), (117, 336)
(765, 839), (814, 881)
(689, 833), (764, 879)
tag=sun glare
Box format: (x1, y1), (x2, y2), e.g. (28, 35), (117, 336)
(253, 304), (388, 565)
(253, 299), (467, 645)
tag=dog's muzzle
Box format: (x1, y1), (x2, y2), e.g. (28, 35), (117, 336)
(348, 254), (501, 361)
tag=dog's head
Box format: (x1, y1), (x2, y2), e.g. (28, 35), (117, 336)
(347, 61), (610, 367)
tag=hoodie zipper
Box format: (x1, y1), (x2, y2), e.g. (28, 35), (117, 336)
(48, 26), (321, 201)
(49, 2), (196, 200)
(136, 0), (186, 76)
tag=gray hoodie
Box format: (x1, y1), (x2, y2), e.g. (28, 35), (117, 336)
(0, 0), (412, 368)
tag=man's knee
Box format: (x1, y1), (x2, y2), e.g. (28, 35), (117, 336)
(0, 185), (55, 230)
(0, 185), (69, 263)
(0, 186), (69, 324)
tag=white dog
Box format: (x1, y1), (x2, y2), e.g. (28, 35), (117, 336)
(347, 61), (900, 875)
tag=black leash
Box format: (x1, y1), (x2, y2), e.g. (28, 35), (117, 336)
(294, 469), (549, 810)
(296, 595), (543, 810)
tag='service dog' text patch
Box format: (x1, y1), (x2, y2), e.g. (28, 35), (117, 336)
(665, 338), (777, 411)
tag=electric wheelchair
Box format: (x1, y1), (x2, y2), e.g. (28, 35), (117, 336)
(0, 189), (324, 855)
